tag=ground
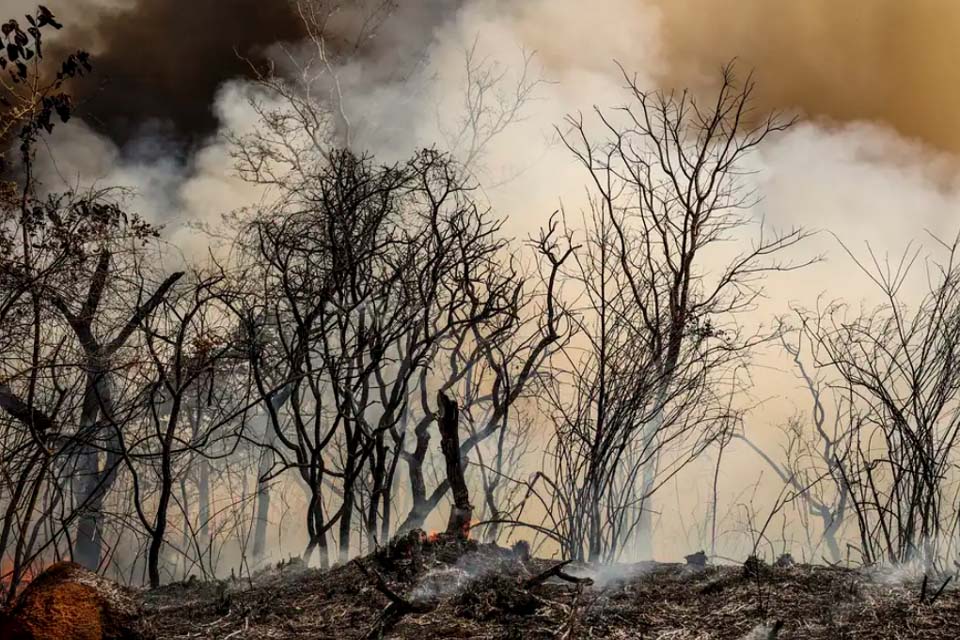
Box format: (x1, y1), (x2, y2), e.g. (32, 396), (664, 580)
(136, 534), (960, 639)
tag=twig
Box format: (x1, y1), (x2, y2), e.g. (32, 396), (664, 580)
(928, 576), (952, 606)
(524, 560), (593, 588)
(555, 569), (594, 586)
(353, 559), (435, 639)
(524, 560), (571, 588)
(352, 559), (431, 614)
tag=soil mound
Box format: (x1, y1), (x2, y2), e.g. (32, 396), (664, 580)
(0, 561), (141, 640)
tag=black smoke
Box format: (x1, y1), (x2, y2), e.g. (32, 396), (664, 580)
(60, 0), (306, 150)
(47, 0), (460, 154)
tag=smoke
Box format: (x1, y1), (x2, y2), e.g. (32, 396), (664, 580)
(9, 0), (304, 147)
(653, 0), (960, 155)
(28, 0), (959, 253)
(15, 0), (467, 247)
(32, 81), (267, 258)
(739, 623), (782, 640)
(2, 1), (463, 148)
(15, 0), (960, 563)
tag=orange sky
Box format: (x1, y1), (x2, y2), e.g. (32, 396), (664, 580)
(650, 0), (960, 153)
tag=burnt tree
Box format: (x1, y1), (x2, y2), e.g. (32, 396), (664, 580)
(438, 392), (472, 537)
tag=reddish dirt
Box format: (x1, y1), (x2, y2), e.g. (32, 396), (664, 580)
(0, 561), (141, 640)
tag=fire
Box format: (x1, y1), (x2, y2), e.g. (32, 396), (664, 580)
(421, 519), (481, 544)
(464, 520), (480, 540)
(1, 558), (42, 590)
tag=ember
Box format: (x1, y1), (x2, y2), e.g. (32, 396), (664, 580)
(1, 560), (41, 593)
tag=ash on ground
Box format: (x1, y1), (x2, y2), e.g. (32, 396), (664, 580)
(138, 533), (960, 639)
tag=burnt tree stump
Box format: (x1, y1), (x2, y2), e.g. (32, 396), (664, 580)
(438, 392), (473, 538)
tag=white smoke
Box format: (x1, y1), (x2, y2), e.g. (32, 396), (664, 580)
(24, 0), (960, 564)
(32, 80), (270, 261)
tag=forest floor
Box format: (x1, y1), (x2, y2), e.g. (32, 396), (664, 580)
(138, 532), (960, 639)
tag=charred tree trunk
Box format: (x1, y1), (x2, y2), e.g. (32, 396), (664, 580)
(147, 395), (183, 588)
(365, 434), (387, 551)
(187, 392), (211, 570)
(74, 368), (120, 572)
(252, 386), (291, 562)
(438, 393), (472, 538)
(74, 372), (104, 571)
(178, 477), (191, 576)
(338, 427), (360, 564)
(398, 416), (432, 533)
(380, 431), (403, 543)
(303, 486), (330, 570)
(197, 458), (210, 554)
(252, 453), (273, 562)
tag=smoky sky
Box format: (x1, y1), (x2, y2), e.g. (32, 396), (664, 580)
(55, 0), (304, 149)
(653, 0), (960, 154)
(49, 0), (458, 151)
(28, 0), (960, 155)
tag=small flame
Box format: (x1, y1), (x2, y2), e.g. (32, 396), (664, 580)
(1, 558), (42, 589)
(421, 520), (480, 544)
(465, 519), (479, 539)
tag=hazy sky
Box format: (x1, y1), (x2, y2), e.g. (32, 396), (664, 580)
(14, 0), (957, 330)
(655, 0), (960, 154)
(9, 0), (960, 560)
(7, 0), (957, 152)
(18, 0), (959, 335)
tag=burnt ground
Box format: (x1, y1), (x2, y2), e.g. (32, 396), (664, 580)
(137, 533), (960, 639)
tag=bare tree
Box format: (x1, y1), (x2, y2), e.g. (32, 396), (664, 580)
(0, 8), (861, 591)
(801, 235), (960, 568)
(109, 264), (255, 587)
(226, 146), (546, 565)
(541, 62), (811, 561)
(393, 217), (574, 536)
(227, 4), (566, 557)
(0, 8), (192, 586)
(737, 324), (850, 563)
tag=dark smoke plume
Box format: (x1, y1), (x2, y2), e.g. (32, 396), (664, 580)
(61, 0), (305, 149)
(40, 0), (460, 152)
